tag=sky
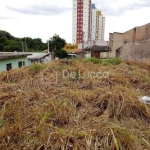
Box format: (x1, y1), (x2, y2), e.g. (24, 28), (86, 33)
(0, 0), (150, 43)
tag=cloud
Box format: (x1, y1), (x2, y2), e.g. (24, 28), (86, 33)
(0, 16), (16, 20)
(5, 4), (71, 16)
(94, 0), (150, 16)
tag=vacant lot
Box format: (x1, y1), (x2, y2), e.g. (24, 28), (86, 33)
(0, 59), (150, 150)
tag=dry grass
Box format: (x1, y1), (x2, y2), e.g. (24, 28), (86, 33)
(0, 59), (150, 150)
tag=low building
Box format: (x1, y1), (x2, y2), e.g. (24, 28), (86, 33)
(63, 43), (78, 53)
(84, 45), (110, 58)
(27, 53), (51, 65)
(0, 52), (30, 72)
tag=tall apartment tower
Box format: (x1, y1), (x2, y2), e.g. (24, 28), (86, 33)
(96, 11), (105, 41)
(91, 6), (105, 41)
(91, 4), (97, 41)
(72, 0), (91, 44)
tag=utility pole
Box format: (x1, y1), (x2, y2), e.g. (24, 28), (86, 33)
(82, 31), (84, 59)
(22, 42), (24, 53)
(47, 40), (50, 53)
(25, 37), (27, 53)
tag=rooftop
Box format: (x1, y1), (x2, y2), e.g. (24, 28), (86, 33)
(0, 52), (30, 60)
(84, 45), (110, 52)
(28, 53), (50, 60)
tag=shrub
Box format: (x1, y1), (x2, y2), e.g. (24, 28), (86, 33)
(84, 57), (122, 65)
(55, 49), (68, 59)
(107, 58), (123, 65)
(84, 57), (102, 64)
(28, 63), (47, 75)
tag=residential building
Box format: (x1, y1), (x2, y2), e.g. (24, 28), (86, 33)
(63, 43), (79, 53)
(96, 11), (105, 40)
(72, 0), (105, 44)
(72, 0), (92, 44)
(84, 45), (109, 58)
(91, 8), (105, 41)
(27, 53), (51, 65)
(91, 4), (97, 41)
(0, 52), (29, 72)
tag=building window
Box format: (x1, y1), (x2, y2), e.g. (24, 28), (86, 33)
(6, 63), (12, 71)
(23, 61), (25, 66)
(18, 61), (23, 68)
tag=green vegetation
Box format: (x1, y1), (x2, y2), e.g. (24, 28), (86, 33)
(55, 49), (68, 59)
(0, 31), (66, 53)
(48, 34), (66, 58)
(0, 60), (150, 149)
(84, 57), (123, 65)
(28, 63), (47, 75)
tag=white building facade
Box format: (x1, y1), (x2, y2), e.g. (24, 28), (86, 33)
(91, 4), (97, 41)
(96, 11), (105, 41)
(72, 0), (105, 44)
(72, 0), (91, 44)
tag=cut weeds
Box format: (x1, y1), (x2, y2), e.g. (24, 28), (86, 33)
(0, 59), (150, 150)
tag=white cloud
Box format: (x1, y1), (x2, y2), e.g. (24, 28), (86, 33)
(0, 0), (149, 43)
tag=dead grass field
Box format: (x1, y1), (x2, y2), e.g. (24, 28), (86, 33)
(0, 59), (150, 150)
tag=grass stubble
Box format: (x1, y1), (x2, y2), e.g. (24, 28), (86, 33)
(0, 58), (150, 150)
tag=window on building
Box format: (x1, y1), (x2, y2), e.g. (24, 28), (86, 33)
(18, 61), (23, 68)
(23, 61), (25, 66)
(6, 63), (12, 71)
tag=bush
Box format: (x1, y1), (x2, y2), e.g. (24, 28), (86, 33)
(28, 63), (47, 75)
(55, 49), (68, 59)
(84, 57), (102, 64)
(84, 57), (122, 65)
(107, 58), (123, 65)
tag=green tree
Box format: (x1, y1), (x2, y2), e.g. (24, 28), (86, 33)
(55, 50), (68, 59)
(49, 34), (66, 54)
(0, 43), (4, 51)
(33, 38), (43, 51)
(3, 40), (22, 52)
(0, 30), (14, 40)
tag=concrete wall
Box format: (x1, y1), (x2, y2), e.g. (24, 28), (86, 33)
(120, 23), (150, 64)
(135, 23), (150, 41)
(100, 52), (109, 58)
(122, 23), (150, 43)
(108, 32), (123, 58)
(0, 56), (28, 72)
(120, 40), (150, 64)
(123, 28), (135, 43)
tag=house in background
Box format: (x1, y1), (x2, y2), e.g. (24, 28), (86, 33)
(0, 52), (30, 72)
(27, 53), (51, 65)
(84, 45), (110, 58)
(0, 52), (51, 72)
(80, 40), (109, 58)
(63, 43), (82, 58)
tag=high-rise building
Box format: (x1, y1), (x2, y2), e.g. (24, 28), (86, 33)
(91, 7), (105, 41)
(96, 11), (105, 41)
(91, 4), (97, 41)
(72, 0), (91, 44)
(72, 0), (105, 44)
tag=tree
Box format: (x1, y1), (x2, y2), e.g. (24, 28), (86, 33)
(49, 34), (66, 55)
(55, 50), (68, 59)
(3, 40), (22, 52)
(0, 43), (4, 51)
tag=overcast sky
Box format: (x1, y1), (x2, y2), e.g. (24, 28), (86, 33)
(0, 0), (149, 43)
